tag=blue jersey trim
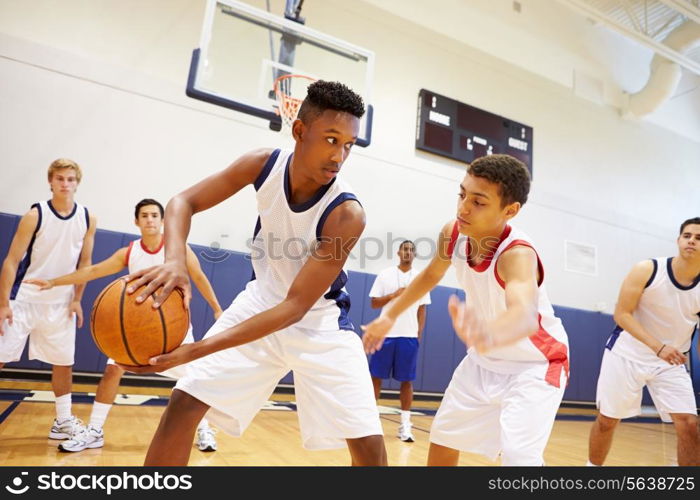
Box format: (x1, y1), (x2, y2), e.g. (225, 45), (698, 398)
(605, 325), (622, 350)
(667, 257), (700, 291)
(643, 259), (657, 288)
(324, 279), (354, 331)
(315, 193), (360, 240)
(254, 149), (280, 191)
(10, 203), (42, 300)
(284, 155), (335, 213)
(47, 200), (77, 220)
(249, 216), (262, 282)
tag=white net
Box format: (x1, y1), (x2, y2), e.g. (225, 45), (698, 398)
(273, 74), (316, 133)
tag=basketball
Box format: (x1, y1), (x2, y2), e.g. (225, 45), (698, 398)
(89, 277), (189, 366)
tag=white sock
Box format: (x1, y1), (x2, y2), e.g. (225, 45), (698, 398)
(89, 402), (112, 430)
(586, 460), (600, 466)
(55, 394), (72, 422)
(198, 417), (210, 431)
(400, 410), (411, 426)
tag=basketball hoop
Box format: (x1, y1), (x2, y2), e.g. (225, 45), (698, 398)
(273, 74), (316, 133)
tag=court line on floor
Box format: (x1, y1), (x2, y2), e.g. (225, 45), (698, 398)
(0, 401), (22, 425)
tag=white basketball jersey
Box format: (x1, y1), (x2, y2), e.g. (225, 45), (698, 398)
(447, 222), (569, 387)
(126, 238), (165, 273)
(607, 257), (700, 366)
(12, 200), (90, 304)
(246, 149), (359, 331)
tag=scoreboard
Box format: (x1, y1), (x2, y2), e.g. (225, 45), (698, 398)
(415, 89), (533, 176)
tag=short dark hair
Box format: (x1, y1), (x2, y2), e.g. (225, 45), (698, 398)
(399, 240), (414, 249)
(297, 80), (365, 124)
(680, 217), (700, 234)
(468, 154), (531, 207)
(134, 198), (164, 219)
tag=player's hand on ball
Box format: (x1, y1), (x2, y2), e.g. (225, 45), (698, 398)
(361, 314), (395, 354)
(124, 261), (191, 310)
(117, 342), (197, 373)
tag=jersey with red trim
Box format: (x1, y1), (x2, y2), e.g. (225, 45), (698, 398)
(448, 222), (569, 387)
(126, 238), (164, 273)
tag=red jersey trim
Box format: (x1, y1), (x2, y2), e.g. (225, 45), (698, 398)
(494, 240), (545, 288)
(446, 221), (460, 257)
(466, 224), (512, 272)
(140, 237), (164, 255)
(124, 240), (135, 266)
(530, 314), (569, 388)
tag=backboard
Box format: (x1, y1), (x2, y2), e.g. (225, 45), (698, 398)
(187, 0), (375, 146)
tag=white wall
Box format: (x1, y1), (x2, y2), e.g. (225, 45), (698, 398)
(0, 0), (697, 313)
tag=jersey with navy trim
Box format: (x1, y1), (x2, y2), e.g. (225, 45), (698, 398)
(448, 223), (569, 387)
(247, 149), (359, 331)
(12, 200), (89, 304)
(126, 238), (165, 274)
(607, 257), (700, 366)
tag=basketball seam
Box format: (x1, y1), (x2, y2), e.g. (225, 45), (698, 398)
(156, 299), (167, 355)
(119, 283), (140, 366)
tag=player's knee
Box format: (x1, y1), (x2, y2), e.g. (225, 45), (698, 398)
(103, 363), (124, 380)
(673, 414), (698, 438)
(349, 435), (386, 465)
(596, 414), (619, 432)
(168, 389), (209, 417)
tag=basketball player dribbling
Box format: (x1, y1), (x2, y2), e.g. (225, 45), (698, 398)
(121, 81), (387, 466)
(363, 154), (569, 466)
(0, 159), (97, 442)
(24, 198), (223, 453)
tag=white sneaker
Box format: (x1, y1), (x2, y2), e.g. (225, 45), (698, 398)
(59, 425), (104, 452)
(196, 427), (217, 452)
(398, 423), (414, 443)
(49, 416), (85, 440)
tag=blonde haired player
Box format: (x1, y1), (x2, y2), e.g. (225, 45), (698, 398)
(588, 217), (700, 466)
(363, 154), (569, 466)
(25, 198), (223, 453)
(0, 158), (97, 441)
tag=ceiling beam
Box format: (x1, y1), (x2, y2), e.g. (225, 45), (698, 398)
(555, 0), (700, 75)
(657, 0), (700, 25)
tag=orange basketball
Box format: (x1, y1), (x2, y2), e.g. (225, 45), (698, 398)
(90, 277), (189, 366)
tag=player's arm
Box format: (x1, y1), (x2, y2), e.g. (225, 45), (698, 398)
(124, 148), (273, 309)
(67, 214), (97, 328)
(417, 305), (427, 342)
(185, 245), (223, 319)
(0, 208), (39, 334)
(362, 221), (453, 353)
(449, 246), (539, 353)
(122, 200), (365, 373)
(614, 260), (686, 365)
(370, 290), (406, 309)
(23, 247), (127, 290)
(72, 214), (97, 301)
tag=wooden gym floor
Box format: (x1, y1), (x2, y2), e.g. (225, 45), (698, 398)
(0, 379), (680, 466)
